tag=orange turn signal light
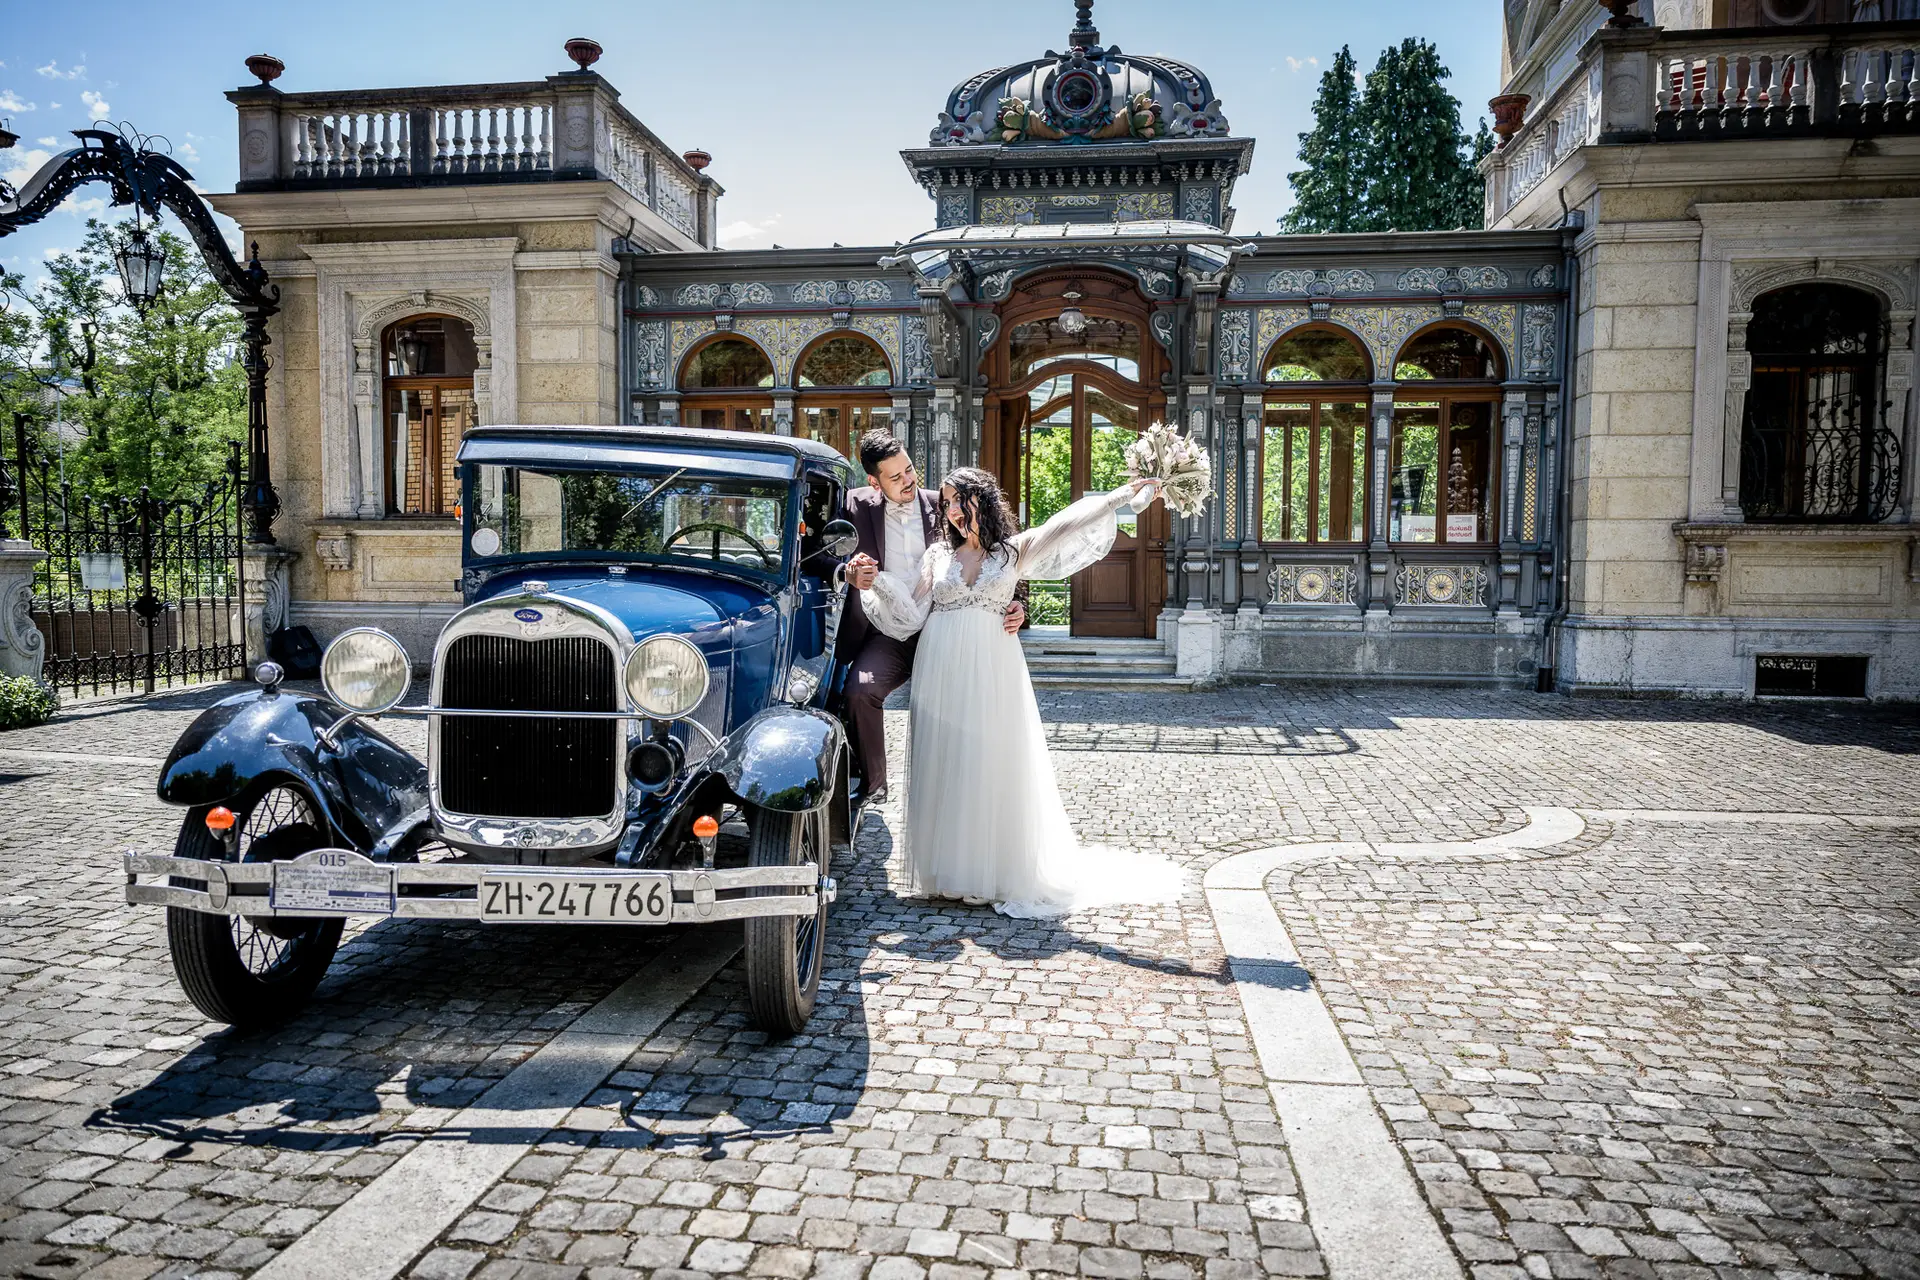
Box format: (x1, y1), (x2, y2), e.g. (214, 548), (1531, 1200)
(205, 806), (237, 833)
(692, 815), (720, 840)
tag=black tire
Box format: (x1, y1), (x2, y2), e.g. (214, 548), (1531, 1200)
(166, 784), (345, 1027)
(743, 804), (827, 1035)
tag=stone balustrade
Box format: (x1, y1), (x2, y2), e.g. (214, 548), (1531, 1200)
(1486, 20), (1918, 225)
(228, 74), (716, 246)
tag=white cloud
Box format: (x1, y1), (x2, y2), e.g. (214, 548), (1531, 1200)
(0, 89), (36, 112)
(37, 136), (57, 146)
(81, 89), (109, 120)
(717, 215), (783, 246)
(36, 61), (85, 81)
(58, 195), (107, 217)
(175, 138), (200, 164)
(4, 147), (52, 189)
(1285, 56), (1320, 72)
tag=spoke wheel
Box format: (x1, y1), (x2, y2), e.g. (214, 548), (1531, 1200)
(166, 784), (345, 1027)
(743, 804), (828, 1035)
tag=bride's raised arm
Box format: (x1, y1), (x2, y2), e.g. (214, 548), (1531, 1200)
(1012, 481), (1155, 582)
(858, 544), (938, 641)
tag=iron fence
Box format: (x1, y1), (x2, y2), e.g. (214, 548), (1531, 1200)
(4, 417), (247, 697)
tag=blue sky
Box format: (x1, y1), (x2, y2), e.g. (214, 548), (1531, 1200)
(2, 0), (1504, 284)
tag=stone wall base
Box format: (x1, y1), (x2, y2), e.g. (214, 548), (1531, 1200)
(1557, 614), (1920, 702)
(289, 601), (463, 672)
(1173, 608), (1545, 684)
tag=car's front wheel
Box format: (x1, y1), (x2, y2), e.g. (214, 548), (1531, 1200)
(166, 784), (345, 1027)
(742, 804), (828, 1035)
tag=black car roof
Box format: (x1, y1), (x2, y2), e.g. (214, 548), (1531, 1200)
(458, 424), (857, 481)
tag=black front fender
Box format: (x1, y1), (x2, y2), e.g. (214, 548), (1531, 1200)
(710, 707), (846, 813)
(157, 689), (428, 852)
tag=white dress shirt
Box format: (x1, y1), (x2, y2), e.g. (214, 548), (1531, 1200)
(882, 497), (928, 587)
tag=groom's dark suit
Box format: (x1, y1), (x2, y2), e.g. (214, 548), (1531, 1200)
(837, 486), (942, 796)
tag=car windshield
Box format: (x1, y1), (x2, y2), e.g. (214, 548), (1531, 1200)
(468, 465), (789, 575)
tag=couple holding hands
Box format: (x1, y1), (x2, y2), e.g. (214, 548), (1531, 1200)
(834, 430), (1180, 918)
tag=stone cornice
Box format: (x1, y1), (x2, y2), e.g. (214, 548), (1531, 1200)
(1674, 521), (1918, 542)
(207, 181), (703, 252)
(301, 237), (521, 269)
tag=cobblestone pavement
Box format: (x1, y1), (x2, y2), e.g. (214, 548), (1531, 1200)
(0, 681), (1915, 1280)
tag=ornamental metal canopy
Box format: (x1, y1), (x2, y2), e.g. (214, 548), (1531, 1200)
(882, 219), (1254, 282)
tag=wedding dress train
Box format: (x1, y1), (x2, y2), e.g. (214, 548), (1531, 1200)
(860, 484), (1184, 918)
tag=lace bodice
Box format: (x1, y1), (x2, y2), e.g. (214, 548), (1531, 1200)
(860, 482), (1145, 641)
(926, 542), (1020, 613)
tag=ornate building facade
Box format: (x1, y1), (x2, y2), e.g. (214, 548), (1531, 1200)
(213, 0), (1918, 696)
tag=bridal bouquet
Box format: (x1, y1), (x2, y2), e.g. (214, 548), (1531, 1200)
(1124, 422), (1212, 519)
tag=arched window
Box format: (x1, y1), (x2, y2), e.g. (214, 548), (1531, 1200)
(680, 337), (775, 432)
(1008, 315), (1143, 382)
(1261, 327), (1370, 544)
(1265, 327), (1371, 383)
(1740, 282), (1895, 522)
(795, 335), (894, 459)
(1395, 326), (1504, 381)
(383, 314), (477, 516)
(797, 335), (891, 388)
(1391, 325), (1502, 545)
(682, 338), (775, 389)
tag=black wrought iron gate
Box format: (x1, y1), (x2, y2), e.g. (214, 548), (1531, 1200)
(3, 417), (246, 697)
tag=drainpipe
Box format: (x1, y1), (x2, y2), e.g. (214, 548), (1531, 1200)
(1538, 209), (1583, 693)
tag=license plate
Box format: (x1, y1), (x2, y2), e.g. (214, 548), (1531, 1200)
(271, 849), (396, 915)
(478, 873), (673, 923)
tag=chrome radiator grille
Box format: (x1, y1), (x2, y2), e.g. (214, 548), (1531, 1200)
(439, 634), (619, 819)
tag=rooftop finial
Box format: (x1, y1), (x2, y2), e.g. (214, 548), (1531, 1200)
(1069, 0), (1100, 48)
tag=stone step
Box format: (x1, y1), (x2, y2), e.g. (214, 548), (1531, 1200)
(1030, 672), (1200, 692)
(1018, 631), (1185, 689)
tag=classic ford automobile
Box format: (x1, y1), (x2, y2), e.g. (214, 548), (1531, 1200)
(124, 426), (866, 1034)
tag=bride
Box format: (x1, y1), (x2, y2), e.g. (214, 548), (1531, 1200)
(858, 467), (1184, 917)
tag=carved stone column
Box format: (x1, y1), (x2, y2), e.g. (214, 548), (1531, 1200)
(0, 540), (47, 681)
(1719, 311), (1752, 520)
(1888, 307), (1915, 521)
(352, 338), (383, 519)
(772, 395), (795, 437)
(1238, 406), (1263, 615)
(1366, 384), (1397, 614)
(241, 545), (298, 667)
(1498, 389), (1528, 615)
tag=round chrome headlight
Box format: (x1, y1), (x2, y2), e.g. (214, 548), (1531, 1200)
(624, 635), (709, 719)
(320, 627), (412, 714)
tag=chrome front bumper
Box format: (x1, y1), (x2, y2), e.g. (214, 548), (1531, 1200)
(123, 849), (835, 925)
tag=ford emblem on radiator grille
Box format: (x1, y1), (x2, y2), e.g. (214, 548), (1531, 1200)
(513, 608), (542, 623)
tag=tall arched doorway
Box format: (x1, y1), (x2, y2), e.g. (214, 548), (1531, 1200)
(383, 314), (477, 516)
(982, 270), (1168, 637)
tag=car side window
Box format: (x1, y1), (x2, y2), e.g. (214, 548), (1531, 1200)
(800, 474), (839, 573)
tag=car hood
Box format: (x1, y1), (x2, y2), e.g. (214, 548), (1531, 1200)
(474, 565), (772, 648)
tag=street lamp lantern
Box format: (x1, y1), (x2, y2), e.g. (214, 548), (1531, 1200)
(1057, 286), (1088, 338)
(116, 225), (168, 314)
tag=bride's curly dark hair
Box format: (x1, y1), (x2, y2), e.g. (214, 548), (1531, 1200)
(940, 467), (1020, 555)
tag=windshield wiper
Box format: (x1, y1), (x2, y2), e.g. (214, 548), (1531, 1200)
(619, 467), (688, 523)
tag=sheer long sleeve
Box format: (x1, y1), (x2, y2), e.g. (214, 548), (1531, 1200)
(859, 545), (937, 641)
(1012, 484), (1141, 582)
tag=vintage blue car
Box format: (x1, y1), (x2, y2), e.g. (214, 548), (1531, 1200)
(124, 426), (865, 1034)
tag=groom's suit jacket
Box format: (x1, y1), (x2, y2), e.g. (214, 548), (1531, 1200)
(834, 486), (943, 663)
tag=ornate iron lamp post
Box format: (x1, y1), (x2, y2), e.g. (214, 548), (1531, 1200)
(0, 126), (283, 544)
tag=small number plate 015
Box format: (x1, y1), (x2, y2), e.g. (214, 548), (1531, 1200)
(478, 873), (673, 923)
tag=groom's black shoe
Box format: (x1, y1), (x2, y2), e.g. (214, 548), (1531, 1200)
(863, 787), (889, 807)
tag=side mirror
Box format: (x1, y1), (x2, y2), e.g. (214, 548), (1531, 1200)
(819, 519), (859, 560)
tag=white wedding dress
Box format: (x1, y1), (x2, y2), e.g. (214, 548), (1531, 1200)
(860, 484), (1184, 917)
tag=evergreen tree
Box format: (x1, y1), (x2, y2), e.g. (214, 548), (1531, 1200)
(1281, 47), (1366, 234)
(1355, 39), (1478, 233)
(1451, 119), (1496, 231)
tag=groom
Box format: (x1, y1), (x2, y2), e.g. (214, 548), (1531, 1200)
(837, 430), (1023, 804)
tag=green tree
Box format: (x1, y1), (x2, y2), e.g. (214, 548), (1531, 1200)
(1281, 47), (1367, 234)
(1281, 39), (1490, 233)
(1356, 39), (1479, 232)
(0, 217), (244, 500)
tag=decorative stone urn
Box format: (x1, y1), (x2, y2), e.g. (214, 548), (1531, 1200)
(1597, 0), (1644, 26)
(1490, 94), (1532, 147)
(564, 38), (603, 71)
(245, 54), (285, 85)
(682, 149), (712, 172)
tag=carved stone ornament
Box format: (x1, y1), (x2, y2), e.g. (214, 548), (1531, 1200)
(0, 556), (47, 680)
(904, 316), (934, 383)
(1268, 563), (1359, 606)
(1393, 563), (1490, 607)
(1217, 310), (1253, 381)
(1398, 265), (1512, 294)
(1521, 303), (1557, 379)
(636, 319), (669, 389)
(1684, 540), (1726, 584)
(315, 537), (353, 572)
(1150, 310), (1177, 354)
(676, 281), (774, 308)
